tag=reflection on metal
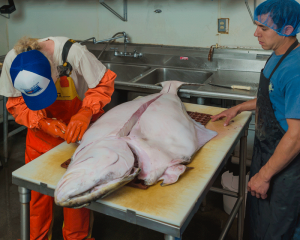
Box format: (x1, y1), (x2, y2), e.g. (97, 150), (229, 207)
(245, 0), (257, 23)
(99, 0), (127, 22)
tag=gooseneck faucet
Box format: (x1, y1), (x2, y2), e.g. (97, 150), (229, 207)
(79, 32), (142, 59)
(208, 43), (218, 61)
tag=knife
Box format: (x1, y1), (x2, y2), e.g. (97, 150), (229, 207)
(208, 82), (252, 91)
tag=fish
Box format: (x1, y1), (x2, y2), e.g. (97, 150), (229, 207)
(54, 81), (217, 208)
(124, 81), (217, 186)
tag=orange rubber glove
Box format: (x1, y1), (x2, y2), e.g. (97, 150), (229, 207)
(38, 118), (67, 139)
(65, 108), (93, 143)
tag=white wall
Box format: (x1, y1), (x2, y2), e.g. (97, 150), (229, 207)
(0, 9), (8, 55)
(1, 0), (283, 53)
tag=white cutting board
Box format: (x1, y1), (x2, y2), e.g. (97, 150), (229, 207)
(12, 103), (252, 227)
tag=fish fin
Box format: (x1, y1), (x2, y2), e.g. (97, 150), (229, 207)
(171, 157), (191, 165)
(159, 164), (188, 186)
(72, 202), (91, 209)
(185, 167), (194, 171)
(193, 119), (217, 149)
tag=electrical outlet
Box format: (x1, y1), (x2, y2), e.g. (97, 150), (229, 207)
(218, 18), (229, 33)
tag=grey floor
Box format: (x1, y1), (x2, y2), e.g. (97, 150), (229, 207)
(0, 121), (241, 240)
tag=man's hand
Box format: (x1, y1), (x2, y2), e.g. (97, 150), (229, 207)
(247, 170), (270, 199)
(65, 108), (93, 143)
(211, 106), (240, 126)
(211, 99), (256, 126)
(39, 118), (67, 139)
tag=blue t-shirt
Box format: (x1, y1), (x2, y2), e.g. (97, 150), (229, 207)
(263, 47), (300, 132)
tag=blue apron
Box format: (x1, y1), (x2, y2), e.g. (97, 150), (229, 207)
(244, 40), (300, 240)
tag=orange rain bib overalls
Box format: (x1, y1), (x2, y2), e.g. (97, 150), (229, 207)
(6, 39), (116, 240)
(25, 40), (93, 240)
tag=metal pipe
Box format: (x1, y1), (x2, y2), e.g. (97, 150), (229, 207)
(164, 235), (181, 240)
(164, 235), (175, 240)
(8, 126), (27, 138)
(99, 32), (127, 59)
(3, 96), (8, 163)
(201, 196), (207, 212)
(19, 187), (31, 240)
(245, 0), (255, 23)
(238, 129), (248, 240)
(79, 35), (125, 45)
(99, 0), (127, 22)
(218, 198), (243, 240)
(123, 32), (128, 55)
(210, 187), (239, 198)
(208, 44), (218, 61)
(124, 0), (127, 22)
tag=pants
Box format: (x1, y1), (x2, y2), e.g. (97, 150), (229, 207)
(25, 128), (93, 240)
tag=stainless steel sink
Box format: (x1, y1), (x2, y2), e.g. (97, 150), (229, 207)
(104, 63), (152, 82)
(133, 68), (213, 90)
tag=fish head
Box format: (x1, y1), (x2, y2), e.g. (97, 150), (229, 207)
(55, 138), (140, 208)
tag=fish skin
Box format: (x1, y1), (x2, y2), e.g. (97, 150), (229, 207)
(125, 81), (217, 186)
(55, 138), (139, 207)
(54, 81), (217, 207)
(55, 94), (162, 207)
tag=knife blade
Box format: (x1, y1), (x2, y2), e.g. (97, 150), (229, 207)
(208, 82), (252, 91)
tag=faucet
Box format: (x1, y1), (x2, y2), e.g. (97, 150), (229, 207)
(79, 32), (142, 58)
(208, 43), (218, 61)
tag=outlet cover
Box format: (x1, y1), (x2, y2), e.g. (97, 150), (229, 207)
(218, 18), (229, 33)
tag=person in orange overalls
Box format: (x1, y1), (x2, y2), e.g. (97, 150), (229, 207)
(0, 37), (116, 240)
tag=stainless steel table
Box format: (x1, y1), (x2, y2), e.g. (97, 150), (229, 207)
(12, 103), (251, 240)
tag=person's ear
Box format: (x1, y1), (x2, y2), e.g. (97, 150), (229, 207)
(283, 25), (294, 35)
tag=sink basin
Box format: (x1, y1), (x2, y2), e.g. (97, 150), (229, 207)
(133, 68), (213, 90)
(104, 63), (151, 82)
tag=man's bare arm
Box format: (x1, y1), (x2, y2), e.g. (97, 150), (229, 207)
(211, 98), (257, 126)
(260, 118), (300, 179)
(248, 118), (300, 199)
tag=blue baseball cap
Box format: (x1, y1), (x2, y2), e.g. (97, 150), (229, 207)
(10, 50), (57, 111)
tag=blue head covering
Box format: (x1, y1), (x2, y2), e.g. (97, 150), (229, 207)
(254, 0), (300, 36)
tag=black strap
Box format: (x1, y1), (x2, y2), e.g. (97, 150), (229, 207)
(62, 39), (76, 64)
(268, 39), (299, 80)
(58, 39), (76, 77)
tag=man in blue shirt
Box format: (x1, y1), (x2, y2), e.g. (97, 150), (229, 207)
(211, 0), (300, 239)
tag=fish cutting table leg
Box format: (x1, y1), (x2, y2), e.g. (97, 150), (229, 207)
(164, 235), (181, 240)
(18, 187), (31, 240)
(238, 129), (247, 240)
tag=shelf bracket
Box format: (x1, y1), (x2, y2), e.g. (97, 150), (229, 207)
(99, 0), (127, 22)
(0, 13), (10, 19)
(245, 0), (256, 24)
